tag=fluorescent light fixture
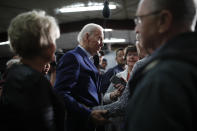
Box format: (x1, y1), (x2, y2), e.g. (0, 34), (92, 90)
(104, 29), (113, 32)
(57, 2), (117, 13)
(0, 41), (9, 45)
(103, 38), (126, 43)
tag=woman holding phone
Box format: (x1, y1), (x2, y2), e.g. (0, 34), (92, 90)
(103, 45), (139, 104)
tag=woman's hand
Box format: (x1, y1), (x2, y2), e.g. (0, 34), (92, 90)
(110, 84), (125, 100)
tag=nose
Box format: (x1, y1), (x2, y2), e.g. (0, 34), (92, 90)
(131, 55), (136, 60)
(135, 24), (138, 33)
(135, 25), (140, 35)
(99, 41), (103, 47)
(136, 31), (141, 41)
(121, 55), (125, 60)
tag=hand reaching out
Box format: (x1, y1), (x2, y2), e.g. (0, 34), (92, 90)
(90, 110), (111, 125)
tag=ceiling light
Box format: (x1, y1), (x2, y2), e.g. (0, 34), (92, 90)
(0, 41), (9, 45)
(103, 38), (126, 43)
(103, 29), (113, 32)
(57, 2), (117, 13)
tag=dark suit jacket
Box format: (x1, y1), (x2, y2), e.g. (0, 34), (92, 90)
(54, 46), (102, 131)
(0, 64), (65, 131)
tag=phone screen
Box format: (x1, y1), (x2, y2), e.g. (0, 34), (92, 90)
(110, 75), (126, 86)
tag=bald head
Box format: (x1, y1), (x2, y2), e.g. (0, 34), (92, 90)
(140, 0), (196, 28)
(135, 0), (197, 54)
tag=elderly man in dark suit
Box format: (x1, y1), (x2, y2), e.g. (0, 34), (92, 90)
(54, 23), (109, 131)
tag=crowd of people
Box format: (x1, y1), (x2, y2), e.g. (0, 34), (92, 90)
(0, 0), (197, 131)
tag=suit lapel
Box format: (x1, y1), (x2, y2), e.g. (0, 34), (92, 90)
(76, 47), (100, 103)
(84, 57), (98, 73)
(77, 47), (100, 102)
(76, 47), (98, 73)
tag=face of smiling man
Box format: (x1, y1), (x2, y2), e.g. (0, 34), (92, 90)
(85, 28), (104, 56)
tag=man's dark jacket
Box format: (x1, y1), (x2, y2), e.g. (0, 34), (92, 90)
(126, 32), (197, 131)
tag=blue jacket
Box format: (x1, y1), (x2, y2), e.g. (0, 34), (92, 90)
(54, 46), (102, 131)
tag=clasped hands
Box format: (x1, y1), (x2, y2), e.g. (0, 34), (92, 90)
(90, 110), (110, 125)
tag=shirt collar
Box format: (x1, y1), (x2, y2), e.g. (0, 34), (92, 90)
(78, 45), (93, 60)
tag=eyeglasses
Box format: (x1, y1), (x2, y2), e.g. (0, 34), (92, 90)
(134, 10), (161, 25)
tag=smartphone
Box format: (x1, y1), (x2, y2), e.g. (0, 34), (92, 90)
(110, 75), (127, 86)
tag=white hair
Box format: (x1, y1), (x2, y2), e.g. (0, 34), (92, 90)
(191, 9), (197, 31)
(8, 10), (60, 58)
(77, 23), (104, 43)
(6, 58), (20, 69)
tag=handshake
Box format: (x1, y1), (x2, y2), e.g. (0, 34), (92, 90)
(90, 109), (110, 125)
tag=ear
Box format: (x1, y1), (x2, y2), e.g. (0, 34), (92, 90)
(83, 33), (89, 42)
(158, 10), (173, 33)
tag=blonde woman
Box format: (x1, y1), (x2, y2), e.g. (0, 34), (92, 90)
(0, 10), (65, 131)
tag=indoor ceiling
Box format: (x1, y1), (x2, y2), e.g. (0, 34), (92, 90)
(0, 0), (140, 56)
(0, 0), (139, 32)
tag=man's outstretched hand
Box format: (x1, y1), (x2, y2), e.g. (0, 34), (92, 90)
(90, 110), (111, 125)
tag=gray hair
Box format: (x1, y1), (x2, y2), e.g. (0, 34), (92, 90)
(151, 0), (196, 26)
(6, 58), (20, 69)
(77, 23), (104, 43)
(8, 10), (60, 59)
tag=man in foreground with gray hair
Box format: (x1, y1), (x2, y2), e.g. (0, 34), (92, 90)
(125, 0), (197, 130)
(55, 23), (109, 131)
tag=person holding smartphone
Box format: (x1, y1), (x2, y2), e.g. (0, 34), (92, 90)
(97, 45), (138, 131)
(103, 46), (139, 104)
